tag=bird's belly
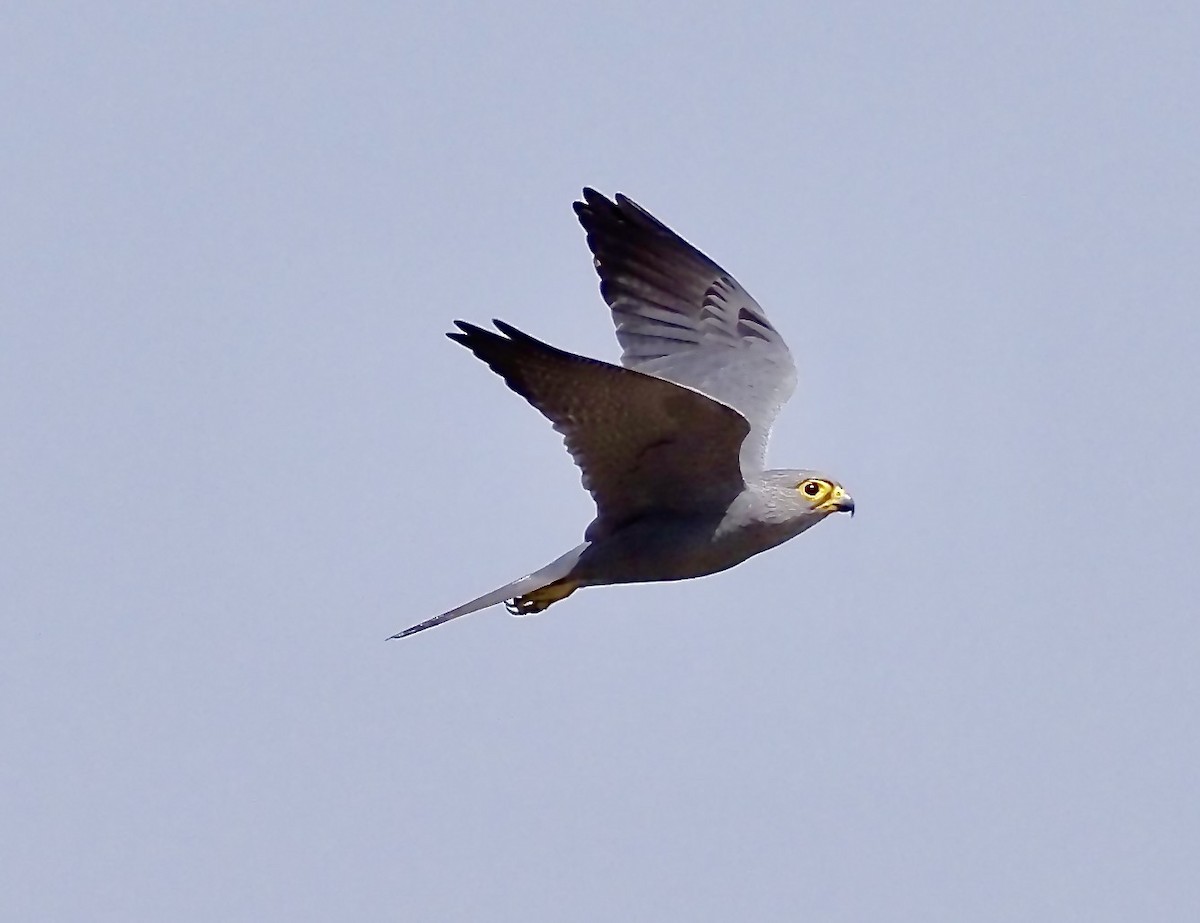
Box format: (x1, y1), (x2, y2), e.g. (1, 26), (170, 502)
(575, 515), (795, 586)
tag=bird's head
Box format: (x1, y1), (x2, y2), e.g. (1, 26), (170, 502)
(759, 469), (855, 522)
(794, 472), (855, 517)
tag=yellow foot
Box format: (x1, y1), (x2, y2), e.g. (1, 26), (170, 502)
(506, 579), (579, 615)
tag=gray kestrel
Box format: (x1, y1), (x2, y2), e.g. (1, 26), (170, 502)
(392, 189), (853, 639)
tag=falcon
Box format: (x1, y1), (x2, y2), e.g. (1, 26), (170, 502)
(391, 189), (853, 639)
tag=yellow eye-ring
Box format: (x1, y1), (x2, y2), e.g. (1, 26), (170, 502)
(799, 478), (829, 500)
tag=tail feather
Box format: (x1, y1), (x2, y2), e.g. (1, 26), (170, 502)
(389, 543), (589, 640)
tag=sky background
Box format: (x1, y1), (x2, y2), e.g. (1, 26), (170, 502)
(4, 3), (1199, 921)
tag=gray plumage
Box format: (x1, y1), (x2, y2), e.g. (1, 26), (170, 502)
(391, 189), (852, 640)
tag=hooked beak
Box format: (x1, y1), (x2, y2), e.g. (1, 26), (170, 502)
(818, 487), (855, 518)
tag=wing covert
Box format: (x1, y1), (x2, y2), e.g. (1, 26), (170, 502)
(449, 321), (748, 531)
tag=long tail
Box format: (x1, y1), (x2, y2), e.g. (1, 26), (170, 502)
(389, 543), (589, 640)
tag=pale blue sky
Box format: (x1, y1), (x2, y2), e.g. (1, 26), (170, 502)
(4, 3), (1199, 921)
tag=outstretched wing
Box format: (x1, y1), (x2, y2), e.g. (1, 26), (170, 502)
(574, 188), (797, 472)
(449, 321), (748, 531)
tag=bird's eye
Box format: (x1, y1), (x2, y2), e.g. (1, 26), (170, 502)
(802, 480), (823, 497)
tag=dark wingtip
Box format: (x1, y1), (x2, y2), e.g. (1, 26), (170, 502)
(447, 320), (491, 347)
(448, 319), (553, 365)
(573, 191), (596, 224)
(575, 188), (621, 224)
(574, 187), (658, 239)
(449, 320), (527, 340)
(491, 318), (523, 339)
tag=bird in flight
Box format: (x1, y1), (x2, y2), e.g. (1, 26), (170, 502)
(391, 189), (853, 639)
